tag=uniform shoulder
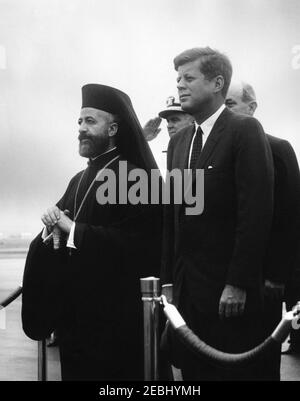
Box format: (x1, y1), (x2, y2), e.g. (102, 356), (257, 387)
(169, 124), (194, 146)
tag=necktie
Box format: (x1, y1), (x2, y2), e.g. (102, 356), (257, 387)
(189, 126), (203, 170)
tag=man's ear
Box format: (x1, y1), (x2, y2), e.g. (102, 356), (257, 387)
(248, 101), (257, 116)
(214, 75), (225, 94)
(108, 122), (118, 137)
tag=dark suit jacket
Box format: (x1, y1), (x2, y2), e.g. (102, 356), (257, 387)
(264, 135), (300, 284)
(161, 107), (274, 316)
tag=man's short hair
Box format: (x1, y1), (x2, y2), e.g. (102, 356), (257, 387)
(241, 82), (257, 104)
(173, 47), (233, 98)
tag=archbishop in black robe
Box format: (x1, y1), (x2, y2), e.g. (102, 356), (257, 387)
(22, 84), (162, 381)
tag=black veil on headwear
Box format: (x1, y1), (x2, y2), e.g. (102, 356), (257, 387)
(81, 84), (159, 174)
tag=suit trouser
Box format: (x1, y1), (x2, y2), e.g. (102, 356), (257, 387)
(174, 295), (264, 381)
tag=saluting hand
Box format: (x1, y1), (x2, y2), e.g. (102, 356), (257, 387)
(219, 284), (247, 319)
(143, 117), (162, 141)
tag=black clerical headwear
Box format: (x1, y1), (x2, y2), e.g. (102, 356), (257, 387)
(81, 84), (158, 173)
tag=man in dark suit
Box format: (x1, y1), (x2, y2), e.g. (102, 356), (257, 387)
(161, 47), (274, 380)
(22, 84), (162, 381)
(225, 81), (300, 379)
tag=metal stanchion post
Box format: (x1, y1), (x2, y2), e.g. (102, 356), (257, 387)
(140, 277), (160, 381)
(38, 339), (47, 381)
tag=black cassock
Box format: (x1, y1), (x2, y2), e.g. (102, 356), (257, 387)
(22, 148), (162, 380)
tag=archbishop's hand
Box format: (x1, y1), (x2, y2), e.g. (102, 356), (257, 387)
(42, 207), (72, 234)
(41, 206), (61, 229)
(219, 284), (247, 319)
(143, 117), (162, 141)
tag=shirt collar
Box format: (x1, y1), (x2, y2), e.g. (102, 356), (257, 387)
(195, 104), (226, 136)
(88, 147), (119, 168)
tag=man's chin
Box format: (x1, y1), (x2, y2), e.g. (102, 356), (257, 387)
(79, 145), (94, 158)
(181, 102), (194, 114)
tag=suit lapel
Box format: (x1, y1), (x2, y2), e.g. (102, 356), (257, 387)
(183, 108), (229, 199)
(195, 108), (229, 169)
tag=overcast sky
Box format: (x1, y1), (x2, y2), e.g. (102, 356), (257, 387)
(0, 0), (299, 234)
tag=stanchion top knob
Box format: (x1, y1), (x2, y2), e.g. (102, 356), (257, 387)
(140, 277), (160, 296)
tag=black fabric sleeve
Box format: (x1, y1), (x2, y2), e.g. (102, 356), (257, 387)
(21, 174), (82, 340)
(22, 234), (69, 340)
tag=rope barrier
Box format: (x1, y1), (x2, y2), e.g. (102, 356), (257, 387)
(0, 285), (47, 381)
(140, 277), (300, 380)
(0, 286), (22, 308)
(161, 295), (300, 369)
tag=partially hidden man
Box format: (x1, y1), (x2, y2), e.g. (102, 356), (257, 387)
(22, 84), (162, 381)
(161, 48), (274, 381)
(226, 81), (300, 379)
